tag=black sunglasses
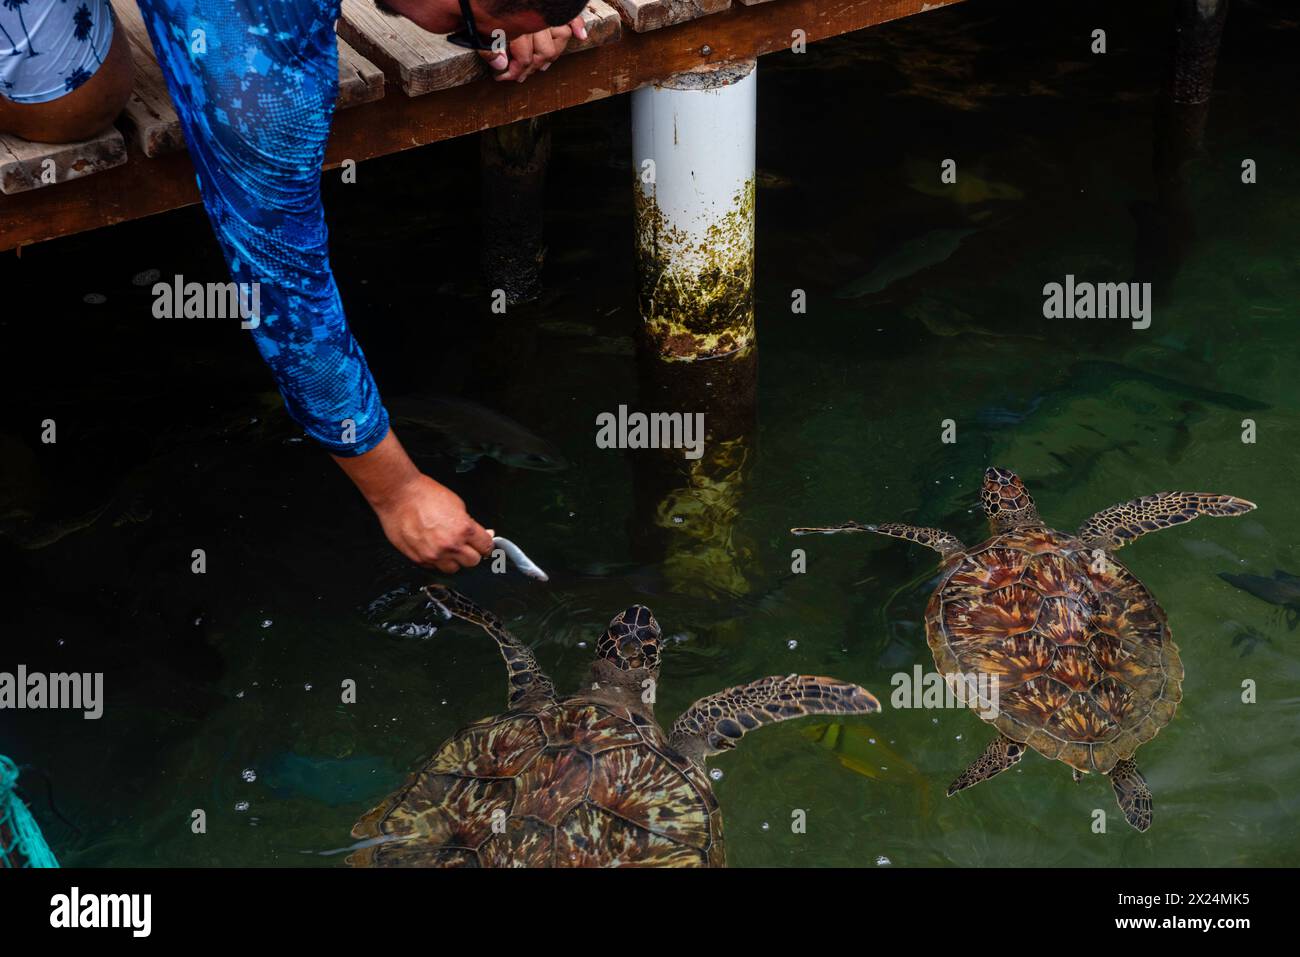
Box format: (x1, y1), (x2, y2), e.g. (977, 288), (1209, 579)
(446, 0), (498, 50)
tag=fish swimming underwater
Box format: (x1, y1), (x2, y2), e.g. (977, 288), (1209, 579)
(804, 721), (931, 818)
(835, 227), (980, 299)
(1219, 570), (1300, 629)
(1069, 360), (1268, 412)
(389, 396), (568, 473)
(905, 160), (1025, 205)
(975, 396), (1045, 427)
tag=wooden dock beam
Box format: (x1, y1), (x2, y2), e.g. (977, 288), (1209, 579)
(0, 0), (962, 251)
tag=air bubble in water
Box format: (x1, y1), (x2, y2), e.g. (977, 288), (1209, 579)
(709, 769), (723, 781)
(876, 855), (892, 866)
(787, 639), (798, 650)
(241, 768), (257, 783)
(235, 801), (250, 812)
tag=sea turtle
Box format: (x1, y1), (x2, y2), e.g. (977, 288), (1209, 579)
(793, 467), (1256, 831)
(349, 586), (879, 867)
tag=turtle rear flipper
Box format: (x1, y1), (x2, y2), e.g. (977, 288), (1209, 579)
(947, 734), (1025, 796)
(668, 675), (879, 765)
(1077, 491), (1256, 551)
(424, 585), (557, 707)
(791, 521), (965, 558)
(1110, 758), (1153, 832)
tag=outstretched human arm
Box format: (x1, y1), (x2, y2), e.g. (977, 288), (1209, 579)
(137, 0), (490, 570)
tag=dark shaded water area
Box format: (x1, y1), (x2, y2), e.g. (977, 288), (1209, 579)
(2, 0), (1297, 866)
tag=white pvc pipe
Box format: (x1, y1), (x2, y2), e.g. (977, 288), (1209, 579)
(631, 60), (757, 359)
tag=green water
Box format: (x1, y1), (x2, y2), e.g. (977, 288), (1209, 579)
(2, 0), (1297, 867)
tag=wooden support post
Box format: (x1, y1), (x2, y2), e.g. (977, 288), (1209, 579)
(480, 116), (551, 305)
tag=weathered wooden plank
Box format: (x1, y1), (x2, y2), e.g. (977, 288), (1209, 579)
(607, 0), (731, 33)
(0, 0), (964, 246)
(337, 37), (388, 109)
(338, 0), (479, 96)
(571, 1), (625, 52)
(0, 127), (127, 195)
(339, 0), (623, 96)
(111, 0), (186, 157)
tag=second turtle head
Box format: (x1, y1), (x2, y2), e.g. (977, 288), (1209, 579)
(596, 605), (663, 676)
(981, 467), (1042, 531)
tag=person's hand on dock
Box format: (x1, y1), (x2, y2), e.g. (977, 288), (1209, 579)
(483, 18), (588, 83)
(334, 430), (494, 572)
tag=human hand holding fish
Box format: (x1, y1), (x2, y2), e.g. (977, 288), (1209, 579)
(335, 430), (494, 573)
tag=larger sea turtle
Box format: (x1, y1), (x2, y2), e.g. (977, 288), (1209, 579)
(793, 467), (1255, 831)
(349, 586), (879, 866)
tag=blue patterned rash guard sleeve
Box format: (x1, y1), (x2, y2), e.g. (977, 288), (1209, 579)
(137, 0), (389, 456)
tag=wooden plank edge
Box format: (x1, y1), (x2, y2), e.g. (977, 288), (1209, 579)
(0, 128), (128, 196)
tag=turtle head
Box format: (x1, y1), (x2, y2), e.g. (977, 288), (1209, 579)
(981, 467), (1042, 532)
(593, 605), (662, 690)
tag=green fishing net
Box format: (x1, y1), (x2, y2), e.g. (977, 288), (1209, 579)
(0, 755), (59, 868)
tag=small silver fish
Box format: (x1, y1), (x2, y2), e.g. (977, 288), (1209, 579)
(492, 536), (549, 582)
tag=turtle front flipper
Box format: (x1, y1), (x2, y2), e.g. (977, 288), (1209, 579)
(947, 734), (1025, 796)
(1109, 758), (1153, 832)
(791, 522), (965, 558)
(424, 585), (557, 708)
(668, 675), (879, 765)
(1076, 491), (1256, 551)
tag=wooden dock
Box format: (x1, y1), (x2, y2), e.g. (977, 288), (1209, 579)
(0, 0), (960, 252)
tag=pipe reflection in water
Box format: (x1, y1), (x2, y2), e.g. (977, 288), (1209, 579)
(1135, 0), (1228, 289)
(627, 345), (758, 601)
(481, 116), (551, 305)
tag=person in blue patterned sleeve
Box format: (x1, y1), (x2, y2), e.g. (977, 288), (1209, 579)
(131, 0), (585, 572)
